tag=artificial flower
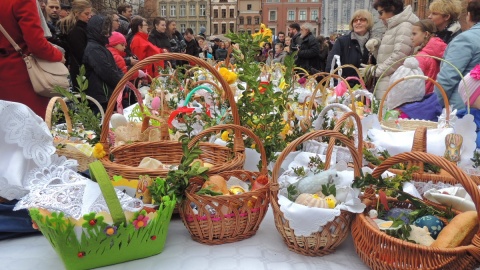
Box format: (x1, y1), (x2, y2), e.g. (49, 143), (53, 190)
(471, 64), (480, 80)
(104, 225), (118, 236)
(219, 67), (238, 84)
(221, 130), (230, 141)
(133, 214), (149, 229)
(356, 101), (364, 107)
(92, 143), (106, 159)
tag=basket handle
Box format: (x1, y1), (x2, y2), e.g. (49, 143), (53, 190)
(377, 75), (450, 125)
(45, 97), (73, 133)
(100, 53), (239, 145)
(185, 80), (224, 99)
(183, 85), (214, 106)
(115, 81), (145, 115)
(89, 161), (127, 226)
(271, 130), (362, 194)
(188, 124), (267, 175)
(141, 115), (168, 133)
(371, 151), (480, 260)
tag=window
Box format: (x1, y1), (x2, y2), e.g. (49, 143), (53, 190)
(299, 10), (306, 20)
(247, 16), (252, 25)
(288, 0), (295, 2)
(220, 0), (227, 2)
(300, 0), (307, 2)
(311, 10), (318, 21)
(180, 5), (186, 17)
(180, 24), (186, 33)
(413, 0), (418, 12)
(254, 16), (260, 24)
(190, 24), (196, 32)
(239, 16), (244, 24)
(247, 29), (252, 35)
(160, 5), (167, 17)
(170, 5), (176, 17)
(190, 4), (196, 16)
(214, 9), (218, 18)
(222, 23), (226, 34)
(311, 0), (318, 2)
(200, 4), (206, 16)
(266, 0), (272, 2)
(230, 8), (234, 18)
(222, 9), (226, 18)
(288, 10), (295, 21)
(213, 24), (218, 34)
(269, 10), (277, 21)
(229, 22), (234, 32)
(247, 4), (252, 10)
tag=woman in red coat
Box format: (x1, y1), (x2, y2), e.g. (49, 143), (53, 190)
(129, 17), (164, 77)
(0, 0), (64, 119)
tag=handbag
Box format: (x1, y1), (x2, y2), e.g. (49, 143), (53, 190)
(0, 23), (69, 97)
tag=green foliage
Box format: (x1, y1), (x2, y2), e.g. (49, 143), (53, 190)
(287, 185), (298, 201)
(308, 155), (326, 174)
(293, 166), (307, 177)
(352, 167), (417, 197)
(471, 150), (480, 168)
(321, 183), (336, 197)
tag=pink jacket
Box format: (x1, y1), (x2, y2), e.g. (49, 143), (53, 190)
(416, 37), (447, 94)
(107, 46), (139, 80)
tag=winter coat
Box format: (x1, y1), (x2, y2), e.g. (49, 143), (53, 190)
(374, 5), (419, 99)
(215, 48), (228, 61)
(437, 21), (462, 45)
(435, 23), (480, 111)
(290, 32), (302, 51)
(66, 20), (88, 90)
(83, 15), (124, 108)
(457, 108), (480, 148)
(148, 29), (171, 51)
(130, 32), (164, 77)
(0, 0), (63, 118)
(296, 32), (322, 73)
(415, 37), (446, 94)
(117, 14), (130, 36)
(107, 47), (139, 80)
(326, 31), (374, 83)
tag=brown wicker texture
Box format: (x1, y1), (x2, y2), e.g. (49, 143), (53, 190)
(270, 130), (363, 256)
(378, 75), (450, 132)
(179, 124), (269, 245)
(99, 53), (244, 180)
(45, 97), (96, 172)
(352, 151), (480, 270)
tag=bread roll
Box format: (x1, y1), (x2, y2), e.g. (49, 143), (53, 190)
(202, 175), (229, 195)
(430, 211), (478, 248)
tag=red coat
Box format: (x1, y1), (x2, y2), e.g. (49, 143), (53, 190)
(416, 37), (447, 95)
(107, 46), (139, 80)
(130, 32), (164, 77)
(0, 0), (63, 119)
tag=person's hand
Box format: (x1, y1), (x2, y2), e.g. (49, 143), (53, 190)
(130, 57), (139, 66)
(366, 39), (379, 52)
(138, 70), (146, 78)
(359, 63), (371, 78)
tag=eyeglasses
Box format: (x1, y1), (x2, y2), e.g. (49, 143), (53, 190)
(354, 18), (367, 23)
(377, 9), (385, 16)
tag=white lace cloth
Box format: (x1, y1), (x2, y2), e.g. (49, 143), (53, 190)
(276, 152), (365, 237)
(14, 164), (143, 220)
(0, 101), (58, 200)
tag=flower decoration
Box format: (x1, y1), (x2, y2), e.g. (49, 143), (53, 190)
(221, 130), (231, 142)
(471, 64), (480, 80)
(92, 143), (106, 159)
(82, 213), (104, 228)
(356, 101), (364, 107)
(219, 67), (238, 84)
(334, 81), (348, 97)
(104, 225), (117, 236)
(132, 213), (149, 229)
(252, 23), (273, 45)
(298, 77), (307, 86)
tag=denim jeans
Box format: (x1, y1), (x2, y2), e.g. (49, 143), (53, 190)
(0, 200), (39, 240)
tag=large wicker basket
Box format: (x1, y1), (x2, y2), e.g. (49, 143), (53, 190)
(99, 53), (245, 180)
(179, 124), (270, 245)
(270, 127), (363, 256)
(352, 151), (480, 270)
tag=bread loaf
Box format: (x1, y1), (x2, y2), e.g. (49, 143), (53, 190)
(430, 211), (478, 248)
(202, 175), (229, 195)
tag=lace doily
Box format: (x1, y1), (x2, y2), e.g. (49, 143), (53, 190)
(0, 101), (57, 200)
(15, 164), (142, 220)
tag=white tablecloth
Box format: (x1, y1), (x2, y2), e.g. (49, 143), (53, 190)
(0, 209), (369, 270)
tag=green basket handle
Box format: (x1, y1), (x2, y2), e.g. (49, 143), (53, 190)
(89, 161), (127, 226)
(183, 85), (214, 106)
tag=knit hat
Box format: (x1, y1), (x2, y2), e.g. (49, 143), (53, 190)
(200, 26), (206, 34)
(458, 64), (480, 106)
(386, 58), (425, 110)
(108, 31), (126, 47)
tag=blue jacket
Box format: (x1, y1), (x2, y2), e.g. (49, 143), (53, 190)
(457, 108), (480, 149)
(435, 24), (480, 111)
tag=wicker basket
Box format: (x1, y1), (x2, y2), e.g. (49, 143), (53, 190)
(99, 53), (245, 180)
(45, 96), (97, 172)
(352, 151), (480, 270)
(378, 75), (450, 132)
(179, 124), (270, 245)
(270, 129), (363, 256)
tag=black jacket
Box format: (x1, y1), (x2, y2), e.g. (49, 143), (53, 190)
(117, 14), (130, 36)
(185, 38), (200, 57)
(66, 20), (88, 90)
(325, 31), (375, 84)
(148, 29), (171, 51)
(215, 48), (228, 61)
(295, 33), (322, 72)
(83, 15), (124, 107)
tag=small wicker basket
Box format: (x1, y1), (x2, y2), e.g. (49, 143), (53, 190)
(352, 151), (480, 270)
(270, 127), (363, 256)
(179, 124), (270, 245)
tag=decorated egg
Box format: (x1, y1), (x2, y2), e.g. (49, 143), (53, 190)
(385, 208), (413, 224)
(413, 215), (445, 239)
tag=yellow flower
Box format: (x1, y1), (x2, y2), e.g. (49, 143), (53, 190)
(219, 67), (238, 85)
(251, 143), (256, 149)
(356, 101), (364, 107)
(92, 143), (106, 159)
(281, 122), (291, 137)
(221, 130), (230, 142)
(279, 80), (287, 90)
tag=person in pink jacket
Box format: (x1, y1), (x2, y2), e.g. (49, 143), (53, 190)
(411, 19), (447, 94)
(107, 31), (144, 79)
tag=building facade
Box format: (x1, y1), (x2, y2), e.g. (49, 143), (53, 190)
(237, 0), (262, 34)
(210, 0), (237, 35)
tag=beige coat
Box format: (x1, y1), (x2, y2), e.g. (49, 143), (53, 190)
(374, 5), (419, 99)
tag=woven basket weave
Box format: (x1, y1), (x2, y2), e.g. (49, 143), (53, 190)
(352, 151), (480, 270)
(99, 53), (245, 180)
(179, 124), (270, 245)
(270, 128), (363, 256)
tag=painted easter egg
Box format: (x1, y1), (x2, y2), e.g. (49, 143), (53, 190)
(413, 215), (445, 239)
(385, 208), (413, 224)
